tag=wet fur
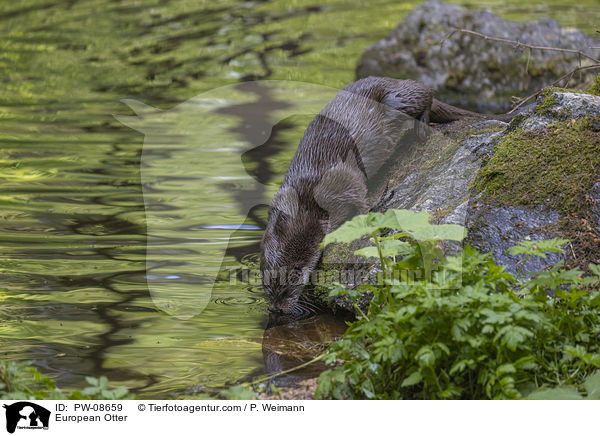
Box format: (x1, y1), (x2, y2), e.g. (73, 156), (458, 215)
(260, 76), (511, 315)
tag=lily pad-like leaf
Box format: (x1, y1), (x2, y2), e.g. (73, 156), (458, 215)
(386, 209), (465, 242)
(583, 372), (600, 400)
(527, 386), (582, 400)
(322, 212), (395, 246)
(354, 239), (411, 258)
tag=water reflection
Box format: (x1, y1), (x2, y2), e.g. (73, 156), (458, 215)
(115, 80), (337, 319)
(262, 313), (349, 385)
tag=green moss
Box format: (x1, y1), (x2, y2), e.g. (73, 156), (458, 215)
(535, 88), (558, 115)
(587, 74), (600, 96)
(320, 241), (351, 266)
(460, 123), (507, 138)
(473, 117), (600, 216)
(308, 241), (352, 305)
(421, 133), (459, 170)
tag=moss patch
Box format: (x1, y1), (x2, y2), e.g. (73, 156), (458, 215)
(388, 119), (496, 186)
(306, 239), (365, 311)
(587, 74), (600, 96)
(474, 117), (600, 214)
(534, 87), (558, 115)
(473, 116), (600, 268)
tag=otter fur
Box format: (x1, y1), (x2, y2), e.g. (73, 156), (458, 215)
(260, 76), (512, 315)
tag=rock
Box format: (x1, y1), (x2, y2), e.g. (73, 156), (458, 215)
(356, 0), (599, 112)
(591, 180), (600, 233)
(307, 87), (600, 314)
(388, 132), (482, 213)
(466, 205), (562, 276)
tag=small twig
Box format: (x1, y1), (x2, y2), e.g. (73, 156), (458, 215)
(525, 47), (531, 76)
(439, 27), (600, 114)
(250, 354), (325, 385)
(508, 64), (600, 113)
(354, 302), (370, 321)
(564, 69), (575, 88)
(443, 28), (600, 64)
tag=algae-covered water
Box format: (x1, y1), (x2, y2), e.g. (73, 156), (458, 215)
(1, 0), (598, 398)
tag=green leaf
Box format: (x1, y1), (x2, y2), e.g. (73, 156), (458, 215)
(449, 359), (474, 375)
(354, 239), (412, 258)
(80, 386), (100, 397)
(401, 371), (422, 387)
(220, 384), (255, 400)
(509, 238), (569, 258)
(527, 386), (582, 400)
(98, 376), (109, 389)
(361, 379), (375, 399)
(415, 346), (436, 368)
(323, 209), (466, 248)
(589, 263), (600, 277)
(111, 386), (129, 399)
(322, 212), (394, 246)
(496, 364), (516, 377)
(494, 326), (533, 351)
(386, 209), (466, 242)
(353, 246), (379, 258)
(583, 372), (600, 400)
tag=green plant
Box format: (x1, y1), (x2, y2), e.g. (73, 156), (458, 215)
(527, 371), (600, 399)
(69, 376), (133, 400)
(219, 384), (256, 400)
(315, 209), (600, 399)
(0, 360), (135, 400)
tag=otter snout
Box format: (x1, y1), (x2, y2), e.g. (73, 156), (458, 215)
(262, 268), (310, 315)
(267, 291), (301, 315)
(266, 284), (317, 318)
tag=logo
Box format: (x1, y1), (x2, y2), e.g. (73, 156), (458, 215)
(115, 80), (469, 318)
(3, 402), (50, 434)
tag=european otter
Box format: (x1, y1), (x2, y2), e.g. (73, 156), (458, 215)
(260, 76), (511, 315)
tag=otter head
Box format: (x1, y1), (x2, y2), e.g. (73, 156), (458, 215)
(260, 187), (327, 316)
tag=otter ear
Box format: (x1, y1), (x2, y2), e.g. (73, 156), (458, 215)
(271, 186), (299, 218)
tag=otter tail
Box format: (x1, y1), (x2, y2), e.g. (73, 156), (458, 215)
(430, 98), (513, 123)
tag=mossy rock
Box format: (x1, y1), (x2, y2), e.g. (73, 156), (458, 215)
(587, 74), (600, 96)
(472, 106), (600, 269)
(304, 236), (377, 314)
(474, 117), (600, 216)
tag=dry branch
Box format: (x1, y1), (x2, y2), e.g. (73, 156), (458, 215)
(439, 28), (600, 112)
(442, 28), (600, 63)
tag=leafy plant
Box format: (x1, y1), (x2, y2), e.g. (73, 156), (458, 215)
(70, 376), (133, 400)
(527, 372), (600, 400)
(0, 360), (135, 400)
(315, 209), (600, 399)
(219, 384), (256, 400)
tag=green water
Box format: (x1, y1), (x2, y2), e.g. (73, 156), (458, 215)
(0, 0), (598, 398)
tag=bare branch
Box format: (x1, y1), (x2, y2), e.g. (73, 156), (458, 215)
(439, 28), (600, 113)
(442, 28), (600, 64)
(508, 64), (600, 113)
